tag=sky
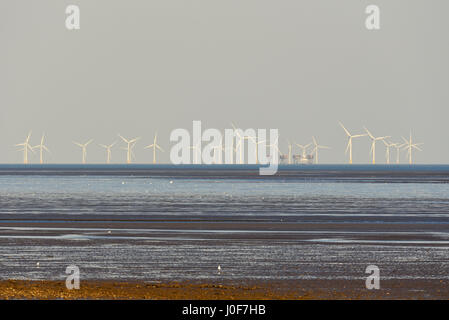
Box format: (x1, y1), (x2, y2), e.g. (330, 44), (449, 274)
(1, 0), (448, 164)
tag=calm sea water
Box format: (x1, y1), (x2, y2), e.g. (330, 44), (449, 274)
(0, 165), (448, 281)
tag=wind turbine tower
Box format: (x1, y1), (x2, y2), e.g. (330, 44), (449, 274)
(287, 140), (293, 164)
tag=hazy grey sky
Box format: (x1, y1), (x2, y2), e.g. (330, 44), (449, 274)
(1, 0), (448, 164)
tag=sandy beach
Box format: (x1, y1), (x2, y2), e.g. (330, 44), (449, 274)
(1, 279), (448, 300)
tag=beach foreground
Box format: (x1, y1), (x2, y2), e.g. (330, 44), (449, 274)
(1, 279), (448, 300)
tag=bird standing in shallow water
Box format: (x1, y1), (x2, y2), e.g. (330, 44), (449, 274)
(217, 265), (221, 274)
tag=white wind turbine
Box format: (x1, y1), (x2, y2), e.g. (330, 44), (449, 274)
(248, 137), (265, 164)
(73, 139), (93, 164)
(33, 134), (50, 164)
(364, 127), (390, 164)
(15, 131), (34, 164)
(189, 140), (202, 164)
(382, 140), (396, 164)
(392, 142), (404, 164)
(339, 122), (367, 164)
(211, 144), (223, 164)
(267, 137), (282, 163)
(118, 134), (140, 164)
(145, 133), (164, 164)
(401, 131), (423, 164)
(99, 141), (116, 164)
(231, 123), (253, 164)
(311, 136), (330, 164)
(286, 140), (293, 164)
(295, 142), (312, 161)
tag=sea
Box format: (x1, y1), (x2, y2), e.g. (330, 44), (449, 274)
(0, 164), (448, 282)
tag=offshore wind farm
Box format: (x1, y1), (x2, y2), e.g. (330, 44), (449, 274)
(12, 122), (424, 166)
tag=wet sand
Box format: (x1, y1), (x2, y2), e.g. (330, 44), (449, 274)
(1, 279), (448, 300)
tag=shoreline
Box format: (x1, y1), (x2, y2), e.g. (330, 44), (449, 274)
(1, 279), (448, 300)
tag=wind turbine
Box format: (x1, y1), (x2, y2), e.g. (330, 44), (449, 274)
(339, 122), (367, 164)
(99, 141), (116, 164)
(211, 144), (223, 164)
(295, 142), (312, 161)
(189, 140), (202, 164)
(32, 134), (50, 164)
(392, 142), (404, 164)
(145, 133), (164, 164)
(15, 131), (34, 164)
(248, 137), (265, 164)
(286, 140), (293, 164)
(382, 140), (396, 164)
(231, 123), (253, 164)
(401, 131), (423, 164)
(311, 136), (330, 164)
(73, 139), (93, 164)
(118, 134), (140, 164)
(267, 137), (282, 162)
(364, 127), (390, 164)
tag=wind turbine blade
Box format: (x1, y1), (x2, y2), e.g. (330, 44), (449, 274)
(364, 127), (374, 139)
(156, 144), (164, 151)
(339, 122), (351, 137)
(144, 144), (154, 149)
(312, 136), (317, 146)
(118, 134), (128, 143)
